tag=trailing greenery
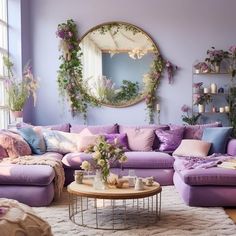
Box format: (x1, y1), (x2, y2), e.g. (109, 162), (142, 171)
(227, 87), (236, 137)
(56, 19), (99, 120)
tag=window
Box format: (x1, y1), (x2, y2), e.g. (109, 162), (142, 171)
(0, 0), (8, 129)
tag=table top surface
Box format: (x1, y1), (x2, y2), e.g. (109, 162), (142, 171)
(67, 180), (162, 200)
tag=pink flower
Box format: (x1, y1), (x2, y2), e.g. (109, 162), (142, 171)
(181, 104), (190, 113)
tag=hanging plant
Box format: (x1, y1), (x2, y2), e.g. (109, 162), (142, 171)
(56, 19), (98, 120)
(143, 53), (178, 123)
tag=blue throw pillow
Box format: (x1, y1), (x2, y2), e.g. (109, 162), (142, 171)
(18, 127), (46, 155)
(201, 127), (232, 154)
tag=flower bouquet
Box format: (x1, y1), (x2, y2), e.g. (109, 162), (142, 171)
(80, 136), (127, 189)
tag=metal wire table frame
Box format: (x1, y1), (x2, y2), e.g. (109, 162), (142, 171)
(68, 181), (162, 230)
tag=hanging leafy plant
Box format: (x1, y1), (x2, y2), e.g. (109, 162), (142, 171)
(56, 19), (98, 120)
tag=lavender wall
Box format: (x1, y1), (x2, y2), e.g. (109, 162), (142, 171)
(25, 0), (236, 125)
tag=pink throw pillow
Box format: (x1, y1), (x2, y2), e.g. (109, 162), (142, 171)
(0, 145), (8, 159)
(125, 128), (155, 151)
(0, 130), (31, 158)
(173, 139), (211, 157)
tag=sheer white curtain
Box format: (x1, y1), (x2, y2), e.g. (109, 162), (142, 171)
(81, 37), (102, 82)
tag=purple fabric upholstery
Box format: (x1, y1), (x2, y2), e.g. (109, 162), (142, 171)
(33, 151), (64, 161)
(122, 152), (174, 169)
(155, 127), (184, 151)
(118, 124), (169, 149)
(174, 172), (236, 206)
(227, 138), (236, 155)
(0, 184), (54, 207)
(70, 124), (118, 134)
(62, 152), (94, 169)
(0, 164), (55, 185)
(104, 133), (129, 151)
(176, 166), (236, 186)
(18, 123), (70, 132)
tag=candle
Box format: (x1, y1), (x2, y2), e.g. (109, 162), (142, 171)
(210, 83), (217, 94)
(219, 107), (225, 113)
(156, 103), (160, 111)
(225, 106), (230, 113)
(204, 87), (209, 94)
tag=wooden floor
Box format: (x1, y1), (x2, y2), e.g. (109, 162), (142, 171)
(225, 208), (236, 223)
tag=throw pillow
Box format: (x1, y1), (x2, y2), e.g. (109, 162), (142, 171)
(0, 145), (8, 159)
(173, 139), (211, 157)
(0, 130), (32, 158)
(155, 127), (184, 151)
(125, 128), (155, 151)
(104, 133), (129, 151)
(201, 127), (233, 154)
(18, 127), (46, 155)
(182, 122), (222, 140)
(43, 130), (82, 154)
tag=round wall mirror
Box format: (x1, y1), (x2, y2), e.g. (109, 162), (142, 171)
(79, 22), (159, 107)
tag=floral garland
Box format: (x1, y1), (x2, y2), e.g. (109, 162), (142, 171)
(56, 19), (178, 123)
(143, 54), (178, 123)
(56, 19), (98, 120)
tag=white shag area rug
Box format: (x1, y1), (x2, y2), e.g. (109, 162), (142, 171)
(33, 186), (236, 236)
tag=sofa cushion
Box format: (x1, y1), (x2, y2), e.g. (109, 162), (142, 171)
(202, 127), (232, 154)
(33, 152), (64, 161)
(104, 133), (129, 151)
(121, 152), (174, 169)
(125, 128), (155, 151)
(70, 124), (118, 134)
(0, 145), (8, 159)
(155, 127), (184, 151)
(0, 130), (31, 158)
(0, 164), (55, 186)
(173, 139), (211, 158)
(176, 167), (236, 186)
(18, 127), (46, 155)
(17, 123), (70, 132)
(62, 152), (94, 169)
(119, 124), (169, 149)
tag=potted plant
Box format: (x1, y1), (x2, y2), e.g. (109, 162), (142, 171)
(193, 62), (209, 73)
(181, 104), (201, 125)
(193, 93), (212, 113)
(228, 45), (236, 78)
(3, 56), (39, 118)
(205, 47), (229, 73)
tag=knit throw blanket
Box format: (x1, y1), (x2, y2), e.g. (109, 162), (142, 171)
(1, 156), (65, 200)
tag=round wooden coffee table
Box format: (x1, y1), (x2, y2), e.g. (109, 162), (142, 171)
(67, 180), (162, 230)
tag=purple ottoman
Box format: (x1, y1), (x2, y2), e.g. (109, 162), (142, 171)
(62, 151), (174, 186)
(174, 165), (236, 206)
(0, 164), (55, 207)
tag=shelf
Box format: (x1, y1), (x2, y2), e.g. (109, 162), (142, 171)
(193, 72), (231, 75)
(193, 93), (229, 96)
(194, 112), (229, 114)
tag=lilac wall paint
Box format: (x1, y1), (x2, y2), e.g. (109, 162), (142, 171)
(24, 0), (236, 125)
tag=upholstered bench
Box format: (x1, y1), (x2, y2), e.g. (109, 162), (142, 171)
(62, 151), (175, 186)
(0, 164), (55, 206)
(0, 198), (52, 236)
(174, 163), (236, 207)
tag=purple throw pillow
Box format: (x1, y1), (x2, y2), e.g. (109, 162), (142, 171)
(105, 133), (129, 151)
(155, 127), (184, 152)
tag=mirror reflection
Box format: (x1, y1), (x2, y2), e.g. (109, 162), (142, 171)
(80, 22), (159, 107)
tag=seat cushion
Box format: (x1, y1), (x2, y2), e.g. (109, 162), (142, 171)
(177, 167), (236, 186)
(0, 164), (55, 186)
(122, 152), (174, 169)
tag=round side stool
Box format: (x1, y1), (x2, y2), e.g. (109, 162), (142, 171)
(0, 198), (52, 236)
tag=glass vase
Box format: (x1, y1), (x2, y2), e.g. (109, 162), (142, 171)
(93, 170), (107, 190)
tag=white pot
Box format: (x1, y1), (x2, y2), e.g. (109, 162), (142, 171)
(198, 104), (205, 113)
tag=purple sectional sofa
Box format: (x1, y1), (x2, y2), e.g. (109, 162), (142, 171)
(1, 122), (236, 207)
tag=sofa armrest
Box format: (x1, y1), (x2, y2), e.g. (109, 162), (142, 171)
(227, 139), (236, 155)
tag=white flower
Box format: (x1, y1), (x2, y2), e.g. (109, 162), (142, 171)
(119, 155), (128, 163)
(114, 138), (118, 145)
(92, 151), (102, 160)
(98, 159), (105, 167)
(80, 161), (91, 171)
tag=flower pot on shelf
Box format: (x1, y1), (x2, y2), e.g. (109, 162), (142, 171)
(212, 62), (220, 73)
(198, 104), (205, 113)
(11, 110), (23, 119)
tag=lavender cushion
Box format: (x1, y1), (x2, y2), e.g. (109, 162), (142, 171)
(156, 127), (184, 151)
(121, 151), (174, 169)
(0, 164), (55, 185)
(105, 133), (129, 151)
(70, 124), (118, 134)
(0, 130), (31, 158)
(119, 124), (169, 149)
(183, 122), (222, 139)
(227, 139), (236, 156)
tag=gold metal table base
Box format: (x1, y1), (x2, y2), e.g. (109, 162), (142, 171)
(68, 193), (161, 230)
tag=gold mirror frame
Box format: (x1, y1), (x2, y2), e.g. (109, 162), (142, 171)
(79, 21), (160, 108)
